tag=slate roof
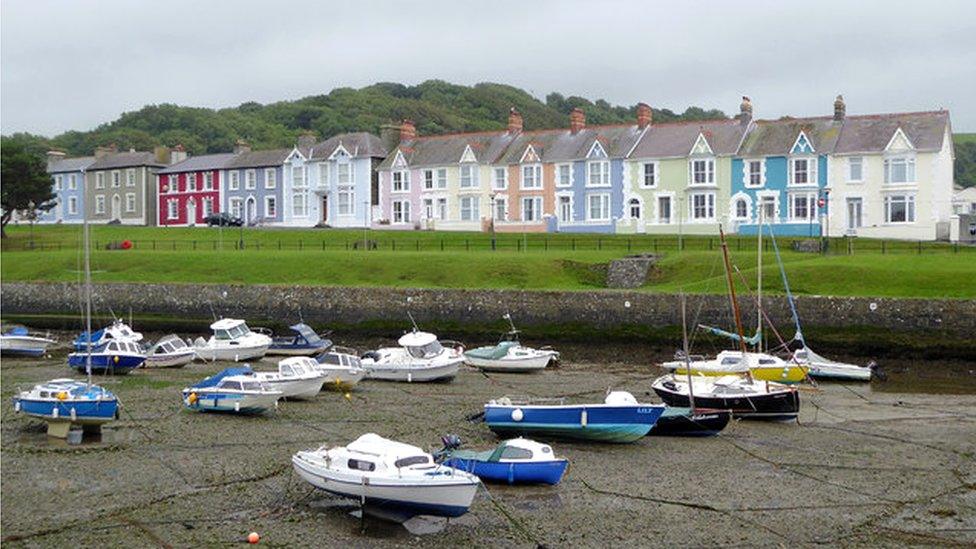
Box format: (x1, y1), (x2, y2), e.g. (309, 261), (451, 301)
(496, 125), (643, 165)
(377, 130), (518, 170)
(308, 132), (387, 161)
(224, 149), (291, 169)
(157, 153), (238, 174)
(832, 111), (949, 154)
(631, 119), (749, 159)
(738, 117), (842, 157)
(47, 156), (95, 174)
(88, 151), (166, 171)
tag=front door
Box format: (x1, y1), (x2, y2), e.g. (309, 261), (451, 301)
(558, 196), (572, 224)
(657, 196), (671, 224)
(111, 195), (121, 220)
(321, 196), (328, 223)
(246, 198), (256, 225)
(846, 198), (863, 233)
(186, 199), (197, 226)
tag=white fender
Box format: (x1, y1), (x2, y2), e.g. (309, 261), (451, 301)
(512, 408), (524, 422)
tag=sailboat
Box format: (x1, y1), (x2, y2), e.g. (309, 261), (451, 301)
(652, 226), (801, 421)
(766, 225), (875, 381)
(662, 210), (808, 383)
(12, 202), (120, 438)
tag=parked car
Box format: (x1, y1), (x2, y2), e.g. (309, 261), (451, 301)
(204, 213), (243, 227)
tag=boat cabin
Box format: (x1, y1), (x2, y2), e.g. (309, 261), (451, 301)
(149, 336), (189, 354)
(210, 319), (252, 340)
(217, 378), (272, 392)
(338, 433), (437, 474)
(318, 351), (361, 368)
(398, 331), (445, 359)
(103, 340), (144, 354)
(279, 357), (319, 376)
(492, 438), (554, 462)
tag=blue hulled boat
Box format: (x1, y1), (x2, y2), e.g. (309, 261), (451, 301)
(72, 319), (143, 351)
(484, 391), (665, 443)
(182, 366), (281, 414)
(265, 323), (333, 356)
(68, 339), (145, 374)
(436, 435), (568, 485)
(12, 378), (119, 437)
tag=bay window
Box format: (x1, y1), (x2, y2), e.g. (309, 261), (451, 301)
(789, 192), (817, 221)
(690, 158), (715, 185)
(690, 192), (715, 221)
(522, 196), (542, 221)
(884, 156), (916, 184)
(460, 196), (480, 221)
(460, 164), (477, 188)
(392, 200), (411, 223)
(884, 194), (916, 223)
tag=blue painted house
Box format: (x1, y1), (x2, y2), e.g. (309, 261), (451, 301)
(41, 152), (94, 224)
(732, 116), (839, 236)
(222, 142), (289, 225)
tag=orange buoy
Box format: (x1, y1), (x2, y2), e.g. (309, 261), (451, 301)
(247, 532), (260, 544)
(57, 391), (68, 401)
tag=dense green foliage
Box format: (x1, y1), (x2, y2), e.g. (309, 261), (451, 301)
(954, 134), (976, 189)
(0, 136), (56, 237)
(4, 80), (728, 156)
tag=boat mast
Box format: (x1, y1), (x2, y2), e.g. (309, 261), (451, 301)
(83, 189), (93, 387)
(756, 207), (763, 352)
(719, 225), (752, 381)
(680, 293), (696, 411)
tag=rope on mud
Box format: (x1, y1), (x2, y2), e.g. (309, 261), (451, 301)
(479, 484), (541, 545)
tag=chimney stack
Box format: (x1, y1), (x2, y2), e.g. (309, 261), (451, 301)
(507, 107), (524, 134)
(399, 119), (417, 141)
(233, 139), (251, 155)
(379, 124), (401, 153)
(297, 130), (316, 150)
(46, 150), (66, 170)
(833, 95), (846, 121)
(154, 145), (171, 165)
(636, 103), (652, 129)
(569, 108), (586, 134)
(94, 145), (114, 159)
(171, 144), (188, 164)
(739, 96), (753, 122)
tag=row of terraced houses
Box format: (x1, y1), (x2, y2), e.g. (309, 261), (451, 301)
(38, 96), (969, 240)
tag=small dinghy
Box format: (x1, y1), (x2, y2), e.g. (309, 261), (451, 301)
(484, 391), (665, 443)
(652, 374), (800, 421)
(436, 435), (568, 485)
(67, 339), (145, 374)
(464, 315), (558, 373)
(254, 357), (328, 400)
(181, 366), (281, 414)
(661, 350), (808, 384)
(192, 318), (272, 362)
(361, 328), (465, 383)
(72, 319), (142, 351)
(292, 433), (481, 519)
(143, 335), (196, 368)
(315, 348), (368, 391)
(647, 407), (732, 437)
(791, 345), (874, 382)
(265, 323), (333, 356)
(0, 325), (56, 357)
(12, 379), (119, 438)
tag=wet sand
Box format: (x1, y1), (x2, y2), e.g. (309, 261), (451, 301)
(2, 337), (975, 547)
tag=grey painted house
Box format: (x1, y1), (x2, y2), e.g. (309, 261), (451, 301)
(85, 148), (168, 225)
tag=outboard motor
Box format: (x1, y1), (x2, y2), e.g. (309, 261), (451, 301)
(441, 434), (462, 451)
(868, 360), (886, 381)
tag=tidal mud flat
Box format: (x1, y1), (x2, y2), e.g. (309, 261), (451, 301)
(2, 338), (974, 547)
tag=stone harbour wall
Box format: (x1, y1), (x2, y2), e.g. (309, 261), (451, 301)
(3, 282), (975, 339)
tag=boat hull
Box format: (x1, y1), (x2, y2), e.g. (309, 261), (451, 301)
(317, 369), (367, 391)
(484, 404), (664, 443)
(144, 350), (197, 368)
(667, 364), (808, 384)
(365, 360), (461, 383)
(13, 396), (119, 424)
(647, 407), (732, 436)
(465, 354), (552, 373)
(67, 352), (144, 374)
(443, 457), (568, 485)
(652, 386), (799, 421)
(181, 390), (278, 414)
(194, 344), (269, 362)
(292, 456), (477, 518)
(806, 363), (872, 381)
(265, 377), (325, 400)
(0, 336), (55, 356)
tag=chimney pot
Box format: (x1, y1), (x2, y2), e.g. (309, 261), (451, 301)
(636, 103), (652, 129)
(834, 94), (846, 121)
(569, 108), (586, 134)
(507, 107), (524, 134)
(740, 96), (753, 119)
(400, 119), (417, 141)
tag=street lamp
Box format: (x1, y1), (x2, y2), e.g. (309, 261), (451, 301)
(489, 193), (497, 251)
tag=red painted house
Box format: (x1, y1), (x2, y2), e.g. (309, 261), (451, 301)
(156, 151), (236, 226)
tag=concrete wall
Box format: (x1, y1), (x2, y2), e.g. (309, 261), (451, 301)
(4, 283), (974, 340)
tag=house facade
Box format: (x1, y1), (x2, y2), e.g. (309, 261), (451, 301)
(156, 150), (234, 226)
(85, 147), (168, 225)
(222, 145), (288, 225)
(41, 152), (94, 224)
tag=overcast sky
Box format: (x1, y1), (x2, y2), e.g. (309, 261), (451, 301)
(2, 0), (975, 136)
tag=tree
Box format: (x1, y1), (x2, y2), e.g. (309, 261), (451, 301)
(1, 136), (55, 238)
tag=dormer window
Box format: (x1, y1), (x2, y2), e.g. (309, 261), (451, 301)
(690, 159), (715, 185)
(338, 162), (352, 185)
(392, 170), (409, 192)
(789, 157), (817, 186)
(884, 156), (916, 184)
(521, 165), (542, 189)
(460, 164), (477, 189)
(587, 161), (610, 187)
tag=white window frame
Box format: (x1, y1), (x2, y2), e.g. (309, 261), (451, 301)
(656, 194), (674, 225)
(292, 190), (307, 217)
(229, 197), (242, 218)
(319, 164), (330, 187)
(68, 196), (78, 215)
(436, 197), (447, 220)
(757, 192), (779, 222)
(641, 162), (658, 188)
(204, 172), (214, 191)
(521, 196), (543, 222)
(788, 192), (818, 222)
(733, 197), (750, 220)
(493, 167), (508, 190)
(202, 196), (214, 217)
(69, 174), (77, 190)
(459, 164), (478, 189)
(556, 163), (573, 188)
(54, 175), (63, 191)
(111, 170), (120, 188)
(847, 156), (864, 183)
(689, 191), (716, 221)
(557, 194), (573, 224)
(337, 186), (354, 216)
(229, 171), (240, 191)
(245, 169), (257, 190)
(628, 197), (642, 220)
(187, 173), (197, 192)
(884, 156), (916, 185)
(392, 199), (411, 224)
(744, 159), (764, 188)
(460, 196), (480, 221)
(125, 192), (136, 213)
(884, 194), (916, 224)
(587, 160), (610, 188)
(493, 196), (508, 221)
(265, 168), (277, 189)
(422, 198), (434, 219)
(789, 156), (817, 186)
(392, 170), (409, 193)
(436, 168), (447, 189)
(521, 164), (542, 190)
(96, 172), (105, 189)
(689, 158), (715, 186)
(167, 199), (178, 220)
(95, 195), (105, 214)
(337, 162), (352, 185)
(126, 169), (135, 187)
(264, 196), (277, 218)
(423, 169), (435, 190)
(587, 193), (611, 221)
